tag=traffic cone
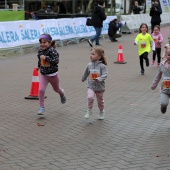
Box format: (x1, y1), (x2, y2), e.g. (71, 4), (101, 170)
(114, 44), (127, 64)
(25, 68), (40, 100)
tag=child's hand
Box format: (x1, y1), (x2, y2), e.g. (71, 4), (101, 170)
(40, 55), (46, 60)
(95, 79), (99, 83)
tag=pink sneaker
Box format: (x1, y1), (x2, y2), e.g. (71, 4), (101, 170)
(151, 60), (155, 65)
(157, 63), (160, 68)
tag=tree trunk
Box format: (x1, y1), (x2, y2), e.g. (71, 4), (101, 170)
(86, 0), (93, 13)
(129, 0), (133, 14)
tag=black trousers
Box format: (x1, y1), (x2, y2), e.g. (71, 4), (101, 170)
(139, 52), (149, 71)
(152, 48), (161, 63)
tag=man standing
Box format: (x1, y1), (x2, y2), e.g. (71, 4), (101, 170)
(87, 0), (106, 47)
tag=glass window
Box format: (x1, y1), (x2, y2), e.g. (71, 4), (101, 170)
(0, 0), (24, 10)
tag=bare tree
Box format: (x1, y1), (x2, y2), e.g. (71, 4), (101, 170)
(129, 0), (133, 14)
(86, 0), (94, 13)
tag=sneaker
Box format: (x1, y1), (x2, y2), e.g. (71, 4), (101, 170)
(141, 70), (144, 75)
(60, 90), (66, 104)
(88, 39), (93, 47)
(109, 37), (114, 42)
(38, 107), (45, 115)
(146, 58), (149, 67)
(157, 63), (160, 68)
(112, 38), (118, 42)
(151, 60), (155, 65)
(85, 109), (92, 119)
(98, 110), (105, 120)
(161, 106), (167, 114)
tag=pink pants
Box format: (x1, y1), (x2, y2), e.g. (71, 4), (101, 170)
(87, 88), (104, 111)
(39, 73), (63, 107)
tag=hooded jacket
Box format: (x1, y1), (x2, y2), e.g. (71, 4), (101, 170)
(151, 60), (170, 94)
(151, 32), (163, 48)
(82, 61), (108, 92)
(91, 5), (106, 28)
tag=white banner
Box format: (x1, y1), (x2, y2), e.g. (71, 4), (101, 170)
(160, 0), (170, 12)
(0, 16), (117, 49)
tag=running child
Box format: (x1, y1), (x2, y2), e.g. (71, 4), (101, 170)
(82, 47), (108, 120)
(37, 33), (66, 115)
(151, 47), (170, 114)
(162, 35), (170, 59)
(151, 25), (163, 67)
(134, 23), (155, 75)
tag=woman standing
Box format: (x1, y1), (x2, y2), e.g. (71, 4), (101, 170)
(87, 0), (106, 47)
(149, 0), (162, 33)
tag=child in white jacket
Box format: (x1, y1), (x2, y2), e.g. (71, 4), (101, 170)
(151, 47), (170, 114)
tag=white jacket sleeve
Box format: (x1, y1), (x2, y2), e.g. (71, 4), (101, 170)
(151, 40), (155, 51)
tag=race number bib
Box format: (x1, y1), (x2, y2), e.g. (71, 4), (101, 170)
(140, 42), (146, 48)
(89, 69), (100, 80)
(41, 59), (50, 67)
(152, 36), (158, 43)
(162, 77), (170, 89)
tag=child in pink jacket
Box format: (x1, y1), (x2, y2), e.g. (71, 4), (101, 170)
(162, 35), (170, 59)
(151, 25), (163, 67)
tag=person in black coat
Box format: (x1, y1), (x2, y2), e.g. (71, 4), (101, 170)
(108, 18), (121, 42)
(149, 0), (162, 33)
(87, 0), (106, 47)
(132, 1), (142, 14)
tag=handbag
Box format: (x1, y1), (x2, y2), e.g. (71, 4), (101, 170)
(86, 18), (92, 26)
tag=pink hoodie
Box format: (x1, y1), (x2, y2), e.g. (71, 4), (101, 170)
(162, 43), (170, 59)
(151, 32), (163, 48)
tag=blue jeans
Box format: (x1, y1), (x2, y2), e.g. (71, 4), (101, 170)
(90, 27), (102, 45)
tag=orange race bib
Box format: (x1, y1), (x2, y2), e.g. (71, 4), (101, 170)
(41, 59), (50, 67)
(152, 36), (158, 43)
(140, 42), (146, 48)
(89, 69), (100, 81)
(162, 77), (170, 89)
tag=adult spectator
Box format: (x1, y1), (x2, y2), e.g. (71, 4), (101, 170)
(108, 18), (122, 42)
(132, 1), (142, 14)
(57, 2), (66, 14)
(149, 0), (162, 33)
(53, 2), (59, 13)
(87, 0), (106, 47)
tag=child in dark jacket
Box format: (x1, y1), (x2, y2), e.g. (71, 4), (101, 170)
(108, 18), (121, 42)
(37, 33), (66, 115)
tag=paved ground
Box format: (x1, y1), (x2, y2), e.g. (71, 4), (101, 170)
(1, 26), (170, 170)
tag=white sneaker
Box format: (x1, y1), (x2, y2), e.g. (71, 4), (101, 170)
(38, 107), (45, 115)
(85, 109), (92, 119)
(98, 110), (105, 120)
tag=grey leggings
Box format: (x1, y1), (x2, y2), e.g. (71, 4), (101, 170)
(160, 93), (170, 107)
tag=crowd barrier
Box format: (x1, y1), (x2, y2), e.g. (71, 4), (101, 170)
(0, 16), (117, 51)
(121, 12), (170, 33)
(0, 12), (170, 53)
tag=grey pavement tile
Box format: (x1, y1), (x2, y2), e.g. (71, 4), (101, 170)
(1, 25), (170, 170)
